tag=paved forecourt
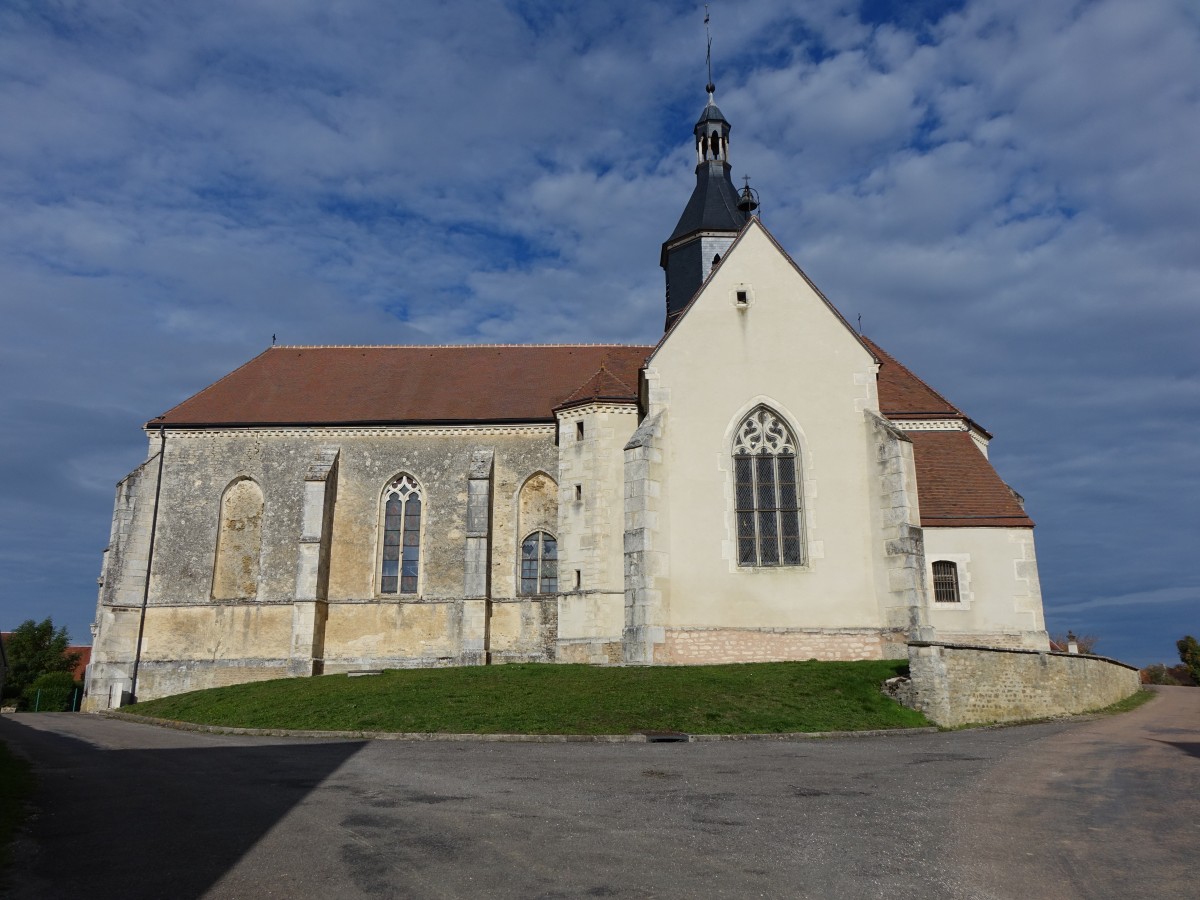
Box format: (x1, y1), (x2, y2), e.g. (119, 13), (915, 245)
(1, 687), (1195, 899)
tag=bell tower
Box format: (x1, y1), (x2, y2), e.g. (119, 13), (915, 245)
(660, 13), (755, 330)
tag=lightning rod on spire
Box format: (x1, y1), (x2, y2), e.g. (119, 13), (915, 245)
(704, 4), (715, 96)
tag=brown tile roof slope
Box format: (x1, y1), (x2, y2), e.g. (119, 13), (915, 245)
(152, 339), (1027, 527)
(860, 336), (964, 418)
(153, 345), (652, 426)
(556, 364), (638, 411)
(909, 431), (1033, 528)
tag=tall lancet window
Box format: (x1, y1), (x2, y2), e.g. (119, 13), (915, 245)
(733, 408), (804, 567)
(381, 474), (422, 594)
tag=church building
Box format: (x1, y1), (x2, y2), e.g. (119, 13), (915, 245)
(85, 83), (1047, 707)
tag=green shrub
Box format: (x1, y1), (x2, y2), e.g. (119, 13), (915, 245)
(20, 671), (81, 711)
(1142, 664), (1180, 685)
(1178, 636), (1200, 685)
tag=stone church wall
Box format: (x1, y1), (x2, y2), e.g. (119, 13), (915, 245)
(558, 403), (639, 664)
(85, 455), (160, 710)
(88, 425), (567, 704)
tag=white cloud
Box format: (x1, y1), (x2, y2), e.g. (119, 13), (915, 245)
(0, 0), (1196, 663)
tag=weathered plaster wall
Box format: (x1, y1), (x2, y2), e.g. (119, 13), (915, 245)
(319, 428), (556, 604)
(211, 478), (264, 600)
(84, 455), (159, 710)
(323, 601), (461, 671)
(489, 597), (558, 663)
(906, 642), (1140, 726)
(89, 425), (564, 703)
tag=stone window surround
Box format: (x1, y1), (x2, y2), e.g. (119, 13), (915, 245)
(718, 396), (820, 574)
(373, 472), (427, 599)
(513, 468), (559, 597)
(518, 529), (559, 595)
(927, 553), (974, 609)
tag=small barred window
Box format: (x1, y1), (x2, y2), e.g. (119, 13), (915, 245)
(381, 474), (422, 595)
(520, 531), (558, 594)
(932, 561), (960, 603)
(733, 407), (804, 567)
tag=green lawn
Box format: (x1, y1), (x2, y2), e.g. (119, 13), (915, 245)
(0, 741), (34, 874)
(127, 661), (929, 734)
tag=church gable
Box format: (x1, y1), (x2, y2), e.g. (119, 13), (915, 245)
(650, 217), (878, 424)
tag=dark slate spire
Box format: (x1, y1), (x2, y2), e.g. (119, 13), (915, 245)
(660, 88), (748, 330)
(666, 98), (745, 243)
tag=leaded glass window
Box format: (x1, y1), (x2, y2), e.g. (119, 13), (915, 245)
(520, 531), (558, 594)
(932, 561), (960, 603)
(734, 408), (804, 567)
(381, 474), (422, 594)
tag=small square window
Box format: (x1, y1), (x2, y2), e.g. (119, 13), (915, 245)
(932, 561), (961, 602)
(735, 290), (749, 306)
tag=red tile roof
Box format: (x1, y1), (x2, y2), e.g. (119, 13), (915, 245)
(152, 345), (653, 427)
(556, 364), (639, 411)
(156, 337), (974, 428)
(909, 431), (1033, 528)
(861, 336), (965, 419)
(150, 339), (1029, 529)
(67, 646), (91, 682)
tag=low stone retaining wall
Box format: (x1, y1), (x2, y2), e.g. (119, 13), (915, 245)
(903, 641), (1141, 727)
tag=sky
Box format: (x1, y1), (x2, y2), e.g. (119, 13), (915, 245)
(0, 0), (1196, 667)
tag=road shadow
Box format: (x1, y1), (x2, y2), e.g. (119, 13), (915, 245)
(1152, 739), (1200, 759)
(0, 716), (364, 900)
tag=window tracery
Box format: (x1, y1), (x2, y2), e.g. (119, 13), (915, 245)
(733, 408), (804, 567)
(381, 474), (422, 594)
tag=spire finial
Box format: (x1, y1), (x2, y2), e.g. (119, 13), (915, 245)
(704, 4), (715, 97)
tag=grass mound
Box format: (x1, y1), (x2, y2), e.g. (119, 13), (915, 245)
(129, 661), (928, 734)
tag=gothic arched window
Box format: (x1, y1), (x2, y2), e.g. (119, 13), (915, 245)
(381, 474), (422, 594)
(520, 531), (558, 595)
(733, 408), (804, 567)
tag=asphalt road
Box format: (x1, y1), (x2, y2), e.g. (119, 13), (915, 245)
(0, 687), (1195, 899)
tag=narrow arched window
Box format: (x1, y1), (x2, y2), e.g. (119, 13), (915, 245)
(212, 478), (263, 599)
(734, 408), (804, 567)
(932, 561), (960, 603)
(520, 531), (558, 594)
(381, 474), (422, 594)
